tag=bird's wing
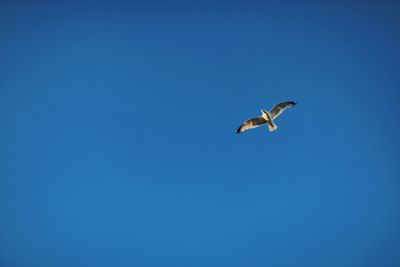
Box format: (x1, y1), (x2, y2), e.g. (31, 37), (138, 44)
(269, 101), (297, 119)
(236, 116), (266, 133)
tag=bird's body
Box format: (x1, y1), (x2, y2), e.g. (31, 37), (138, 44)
(261, 109), (277, 132)
(236, 101), (296, 134)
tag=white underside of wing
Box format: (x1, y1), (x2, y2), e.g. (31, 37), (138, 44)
(270, 108), (285, 120)
(241, 123), (263, 132)
(269, 101), (296, 120)
(238, 116), (266, 133)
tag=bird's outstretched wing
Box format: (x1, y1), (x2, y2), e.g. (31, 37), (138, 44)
(236, 116), (266, 133)
(269, 101), (297, 119)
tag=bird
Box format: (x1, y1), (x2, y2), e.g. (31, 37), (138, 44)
(236, 101), (297, 134)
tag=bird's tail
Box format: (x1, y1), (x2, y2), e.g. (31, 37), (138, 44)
(267, 121), (278, 132)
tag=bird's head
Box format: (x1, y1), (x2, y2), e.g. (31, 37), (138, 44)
(260, 109), (268, 114)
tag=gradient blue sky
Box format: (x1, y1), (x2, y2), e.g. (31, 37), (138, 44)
(1, 1), (400, 266)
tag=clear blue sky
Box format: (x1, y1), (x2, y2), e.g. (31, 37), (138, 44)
(1, 1), (400, 266)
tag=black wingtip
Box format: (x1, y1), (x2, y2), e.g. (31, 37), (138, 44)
(291, 101), (297, 105)
(235, 126), (242, 134)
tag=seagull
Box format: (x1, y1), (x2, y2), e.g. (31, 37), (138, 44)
(236, 101), (297, 134)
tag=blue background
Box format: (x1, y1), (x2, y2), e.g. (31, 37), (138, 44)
(1, 1), (400, 266)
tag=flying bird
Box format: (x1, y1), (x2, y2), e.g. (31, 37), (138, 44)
(236, 101), (297, 134)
